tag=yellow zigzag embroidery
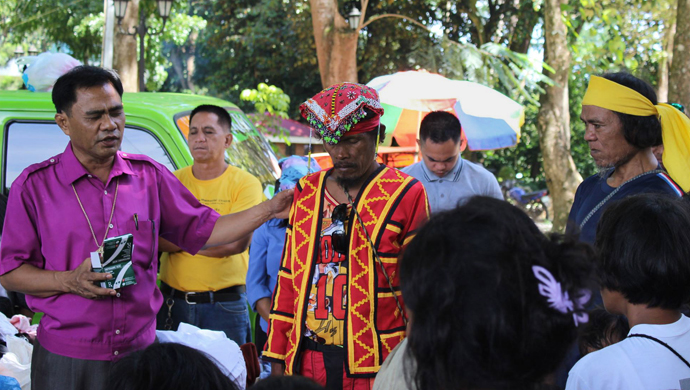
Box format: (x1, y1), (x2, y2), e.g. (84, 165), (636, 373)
(349, 169), (405, 370)
(285, 179), (320, 365)
(351, 223), (376, 366)
(349, 169), (409, 371)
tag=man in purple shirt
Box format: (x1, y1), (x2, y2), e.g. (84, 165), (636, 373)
(0, 66), (292, 390)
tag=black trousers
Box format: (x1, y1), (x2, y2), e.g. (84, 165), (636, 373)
(31, 339), (112, 390)
(301, 338), (347, 390)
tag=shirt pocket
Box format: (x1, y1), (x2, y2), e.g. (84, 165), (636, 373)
(125, 218), (156, 270)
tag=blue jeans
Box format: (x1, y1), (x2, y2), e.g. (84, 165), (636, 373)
(156, 291), (251, 347)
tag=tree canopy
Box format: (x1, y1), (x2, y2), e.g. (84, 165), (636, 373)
(1, 0), (685, 224)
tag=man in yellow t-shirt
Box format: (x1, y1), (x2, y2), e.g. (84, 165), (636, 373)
(156, 104), (263, 346)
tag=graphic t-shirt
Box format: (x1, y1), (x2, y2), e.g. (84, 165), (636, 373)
(305, 188), (350, 345)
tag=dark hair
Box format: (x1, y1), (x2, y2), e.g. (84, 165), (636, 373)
(51, 65), (123, 115)
(602, 72), (662, 147)
(577, 307), (629, 356)
(105, 343), (239, 390)
(363, 121), (387, 145)
(595, 193), (690, 310)
(251, 376), (325, 390)
(419, 111), (462, 144)
(190, 104), (233, 133)
(400, 197), (595, 390)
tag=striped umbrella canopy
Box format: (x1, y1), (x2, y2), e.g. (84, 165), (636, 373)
(367, 71), (524, 151)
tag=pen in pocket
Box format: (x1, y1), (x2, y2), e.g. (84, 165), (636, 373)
(133, 213), (139, 230)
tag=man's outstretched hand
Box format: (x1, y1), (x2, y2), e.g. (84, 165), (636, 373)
(268, 188), (294, 220)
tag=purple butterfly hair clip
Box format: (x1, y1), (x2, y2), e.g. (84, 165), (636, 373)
(532, 265), (591, 326)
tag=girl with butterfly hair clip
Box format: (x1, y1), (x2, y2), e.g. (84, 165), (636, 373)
(374, 196), (596, 390)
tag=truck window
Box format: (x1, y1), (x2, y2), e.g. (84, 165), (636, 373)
(120, 127), (176, 172)
(4, 122), (175, 193)
(226, 112), (281, 186)
(4, 122), (67, 192)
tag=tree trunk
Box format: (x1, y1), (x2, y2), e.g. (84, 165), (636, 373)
(536, 0), (583, 232)
(186, 52), (196, 93)
(186, 30), (199, 93)
(309, 0), (358, 88)
(112, 0), (139, 92)
(466, 1), (486, 46)
(170, 47), (189, 91)
(669, 0), (690, 109)
(509, 0), (539, 55)
(658, 19), (676, 102)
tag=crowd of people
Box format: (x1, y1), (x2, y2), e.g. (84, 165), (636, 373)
(0, 64), (688, 390)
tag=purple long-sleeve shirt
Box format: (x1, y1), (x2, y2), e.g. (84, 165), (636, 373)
(0, 143), (220, 361)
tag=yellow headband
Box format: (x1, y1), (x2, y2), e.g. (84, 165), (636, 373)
(582, 76), (690, 192)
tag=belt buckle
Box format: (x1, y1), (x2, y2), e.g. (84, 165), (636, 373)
(184, 292), (197, 305)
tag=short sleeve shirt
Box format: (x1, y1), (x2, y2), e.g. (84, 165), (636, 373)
(566, 315), (690, 390)
(159, 165), (263, 291)
(567, 171), (683, 244)
(0, 143), (219, 361)
(402, 158), (503, 213)
(246, 218), (287, 333)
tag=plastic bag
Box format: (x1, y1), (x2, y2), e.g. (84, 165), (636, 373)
(157, 323), (247, 389)
(0, 337), (33, 390)
(0, 375), (21, 390)
(0, 316), (16, 340)
(17, 52), (81, 92)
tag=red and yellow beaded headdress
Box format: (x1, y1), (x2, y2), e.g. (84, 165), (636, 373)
(300, 83), (384, 145)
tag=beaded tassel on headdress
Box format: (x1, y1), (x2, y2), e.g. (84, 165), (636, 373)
(308, 128), (314, 174)
(374, 123), (381, 159)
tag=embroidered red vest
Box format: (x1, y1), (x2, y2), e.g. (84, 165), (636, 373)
(264, 166), (429, 377)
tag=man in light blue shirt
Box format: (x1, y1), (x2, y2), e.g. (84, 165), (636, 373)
(402, 111), (502, 213)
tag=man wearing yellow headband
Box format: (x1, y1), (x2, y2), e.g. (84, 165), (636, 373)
(567, 72), (685, 244)
(263, 83), (430, 389)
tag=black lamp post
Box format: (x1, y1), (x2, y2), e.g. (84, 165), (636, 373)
(113, 0), (173, 91)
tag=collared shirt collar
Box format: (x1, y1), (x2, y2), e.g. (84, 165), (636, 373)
(59, 142), (136, 185)
(420, 157), (464, 182)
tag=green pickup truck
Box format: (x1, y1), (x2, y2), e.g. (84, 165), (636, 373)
(0, 90), (281, 230)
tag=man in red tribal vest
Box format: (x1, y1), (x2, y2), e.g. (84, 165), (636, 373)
(264, 83), (429, 390)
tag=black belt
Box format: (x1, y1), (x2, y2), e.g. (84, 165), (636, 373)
(160, 282), (245, 304)
(302, 338), (345, 354)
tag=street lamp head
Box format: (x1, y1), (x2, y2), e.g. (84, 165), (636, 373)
(348, 6), (361, 30)
(113, 0), (129, 25)
(28, 45), (39, 56)
(13, 45), (25, 59)
(157, 0), (174, 20)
